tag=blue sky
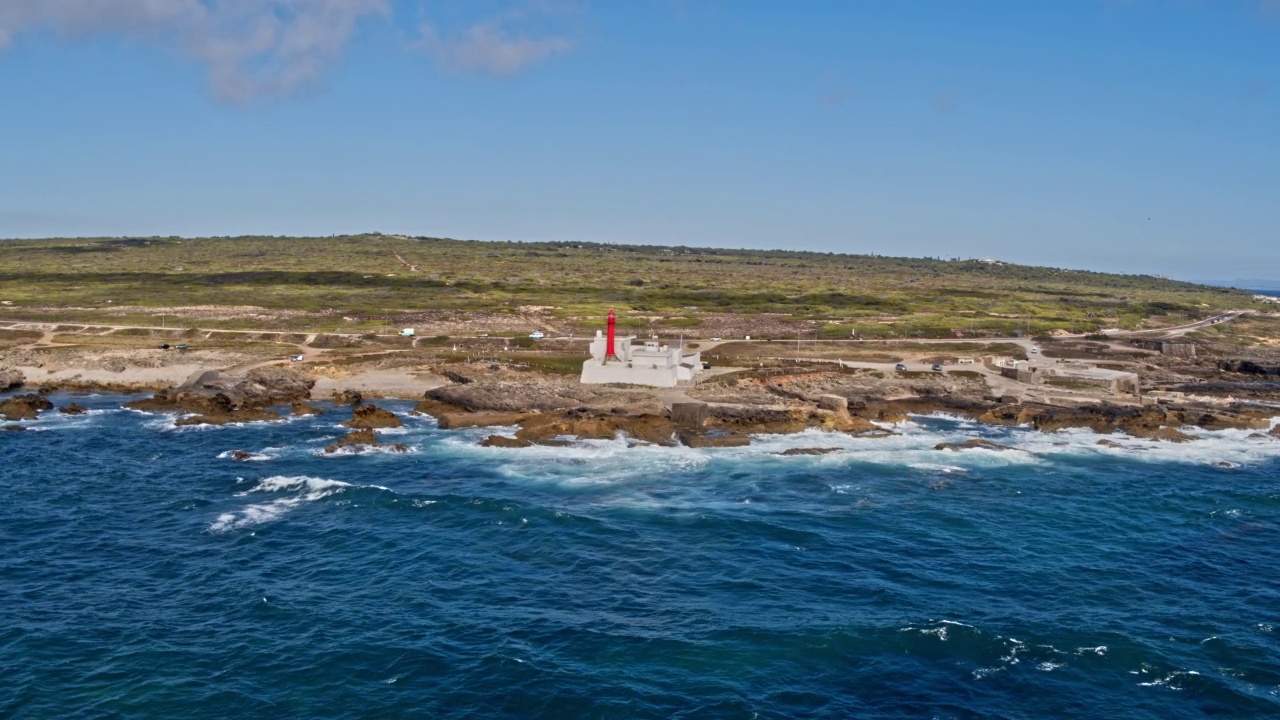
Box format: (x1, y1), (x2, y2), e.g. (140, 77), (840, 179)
(0, 1), (1276, 281)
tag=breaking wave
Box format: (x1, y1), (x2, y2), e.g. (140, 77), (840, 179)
(209, 475), (354, 533)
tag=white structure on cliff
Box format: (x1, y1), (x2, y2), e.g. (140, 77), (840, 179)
(580, 310), (702, 388)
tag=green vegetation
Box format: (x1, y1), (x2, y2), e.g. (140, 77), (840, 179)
(0, 234), (1261, 337)
(1187, 314), (1280, 348)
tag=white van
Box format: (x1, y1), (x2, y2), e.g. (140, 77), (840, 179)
(529, 331), (545, 339)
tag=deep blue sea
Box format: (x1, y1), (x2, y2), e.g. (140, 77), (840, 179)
(3, 394), (1279, 719)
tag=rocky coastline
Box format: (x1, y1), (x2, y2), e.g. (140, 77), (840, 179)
(1, 360), (1277, 448)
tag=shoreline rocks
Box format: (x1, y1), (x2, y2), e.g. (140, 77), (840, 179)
(678, 430), (751, 448)
(779, 447), (842, 456)
(934, 439), (1017, 452)
(397, 376), (1280, 449)
(1127, 427), (1197, 443)
(342, 404), (403, 430)
(324, 428), (408, 454)
(333, 390), (363, 405)
(125, 367), (313, 426)
(1, 394), (53, 421)
(481, 435), (532, 448)
(0, 369), (24, 392)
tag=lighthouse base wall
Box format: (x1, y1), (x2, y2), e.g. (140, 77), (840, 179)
(580, 361), (679, 388)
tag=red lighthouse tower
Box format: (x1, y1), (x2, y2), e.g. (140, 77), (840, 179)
(605, 309), (619, 362)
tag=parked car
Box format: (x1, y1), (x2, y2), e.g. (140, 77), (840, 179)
(158, 343), (171, 350)
(290, 354), (304, 362)
(895, 363), (907, 371)
(1029, 347), (1039, 353)
(931, 364), (943, 371)
(175, 344), (189, 350)
(702, 362), (712, 370)
(709, 337), (722, 341)
(528, 331), (545, 339)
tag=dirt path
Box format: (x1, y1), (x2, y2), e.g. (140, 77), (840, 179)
(391, 250), (419, 272)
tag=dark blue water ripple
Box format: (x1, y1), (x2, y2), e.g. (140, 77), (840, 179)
(2, 394), (1278, 718)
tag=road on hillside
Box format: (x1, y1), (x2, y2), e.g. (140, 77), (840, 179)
(1108, 311), (1243, 337)
(0, 311), (1246, 346)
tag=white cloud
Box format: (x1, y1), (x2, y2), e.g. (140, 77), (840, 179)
(0, 0), (389, 102)
(417, 11), (574, 76)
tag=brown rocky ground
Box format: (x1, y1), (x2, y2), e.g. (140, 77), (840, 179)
(3, 321), (1278, 448)
(405, 357), (1279, 449)
(1, 393), (53, 421)
(324, 428), (409, 454)
(126, 367), (314, 426)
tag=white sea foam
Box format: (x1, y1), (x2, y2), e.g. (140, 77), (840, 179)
(210, 475), (353, 532)
(900, 619), (975, 642)
(374, 426), (411, 435)
(244, 475), (353, 495)
(316, 444), (418, 457)
(436, 414), (1280, 477)
(217, 449), (274, 462)
(1136, 670), (1199, 689)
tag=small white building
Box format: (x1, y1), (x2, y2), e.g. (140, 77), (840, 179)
(580, 332), (702, 387)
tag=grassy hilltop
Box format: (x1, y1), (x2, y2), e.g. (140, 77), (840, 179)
(0, 234), (1259, 337)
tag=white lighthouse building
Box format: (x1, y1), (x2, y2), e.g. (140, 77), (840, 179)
(580, 310), (703, 388)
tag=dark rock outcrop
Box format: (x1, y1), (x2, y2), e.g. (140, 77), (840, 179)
(59, 403), (86, 415)
(481, 435), (532, 448)
(515, 411), (679, 447)
(935, 438), (1017, 452)
(440, 369), (475, 385)
(235, 368), (314, 406)
(324, 428), (408, 454)
(1128, 427), (1197, 443)
(435, 411), (533, 430)
(291, 403), (325, 416)
(678, 430), (751, 448)
(343, 404), (403, 429)
(779, 447), (842, 456)
(708, 404), (878, 436)
(971, 402), (1265, 441)
(977, 404), (1042, 427)
(2, 425), (25, 432)
(0, 369), (24, 392)
(1218, 360), (1280, 377)
(125, 368), (312, 425)
(815, 394), (849, 414)
(670, 402), (709, 429)
(876, 409), (910, 424)
(333, 390), (363, 405)
(1, 393), (53, 421)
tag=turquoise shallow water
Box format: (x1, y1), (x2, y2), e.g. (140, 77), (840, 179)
(3, 394), (1279, 718)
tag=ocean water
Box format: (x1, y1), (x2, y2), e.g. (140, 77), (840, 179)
(3, 394), (1279, 719)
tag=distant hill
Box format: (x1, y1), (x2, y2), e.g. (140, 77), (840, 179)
(0, 234), (1263, 337)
